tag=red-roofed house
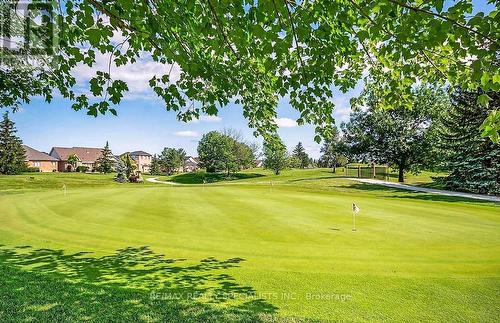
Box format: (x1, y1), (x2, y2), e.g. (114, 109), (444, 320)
(23, 145), (58, 172)
(49, 147), (104, 172)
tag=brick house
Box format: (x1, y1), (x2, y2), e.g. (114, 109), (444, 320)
(49, 147), (104, 172)
(23, 145), (58, 172)
(184, 156), (199, 172)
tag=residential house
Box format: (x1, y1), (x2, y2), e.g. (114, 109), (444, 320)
(50, 147), (104, 172)
(254, 159), (264, 168)
(23, 145), (58, 172)
(184, 156), (199, 172)
(125, 151), (152, 173)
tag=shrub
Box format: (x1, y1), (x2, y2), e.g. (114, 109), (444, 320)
(76, 166), (89, 173)
(128, 175), (143, 183)
(25, 167), (40, 172)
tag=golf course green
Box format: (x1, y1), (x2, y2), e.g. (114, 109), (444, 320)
(0, 170), (498, 322)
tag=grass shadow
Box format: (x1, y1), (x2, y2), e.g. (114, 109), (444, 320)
(337, 183), (401, 192)
(339, 183), (498, 205)
(288, 175), (340, 183)
(168, 172), (265, 184)
(0, 245), (278, 322)
(387, 193), (499, 205)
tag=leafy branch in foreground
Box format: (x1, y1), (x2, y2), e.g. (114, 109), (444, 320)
(1, 0), (499, 141)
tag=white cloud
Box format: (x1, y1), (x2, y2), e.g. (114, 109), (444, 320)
(330, 96), (353, 124)
(200, 115), (221, 122)
(274, 117), (297, 128)
(174, 131), (199, 137)
(304, 144), (321, 158)
(71, 51), (181, 100)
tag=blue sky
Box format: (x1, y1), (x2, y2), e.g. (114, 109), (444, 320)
(10, 0), (493, 159)
(13, 89), (357, 159)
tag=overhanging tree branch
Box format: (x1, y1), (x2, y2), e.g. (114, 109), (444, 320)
(283, 0), (305, 72)
(206, 0), (239, 58)
(387, 0), (499, 47)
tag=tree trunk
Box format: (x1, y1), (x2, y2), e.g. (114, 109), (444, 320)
(332, 166), (336, 173)
(397, 156), (407, 182)
(398, 167), (404, 183)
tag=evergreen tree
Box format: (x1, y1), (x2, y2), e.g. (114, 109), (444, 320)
(0, 112), (26, 174)
(150, 154), (161, 175)
(115, 158), (127, 182)
(438, 88), (500, 195)
(96, 141), (115, 173)
(292, 142), (309, 169)
(121, 153), (137, 178)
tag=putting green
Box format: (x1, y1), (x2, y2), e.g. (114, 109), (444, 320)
(0, 172), (499, 321)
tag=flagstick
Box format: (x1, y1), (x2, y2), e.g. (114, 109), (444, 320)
(352, 210), (356, 232)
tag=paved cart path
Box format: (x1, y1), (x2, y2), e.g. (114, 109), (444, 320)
(348, 178), (500, 203)
(146, 177), (180, 185)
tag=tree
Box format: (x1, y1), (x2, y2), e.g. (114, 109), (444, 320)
(232, 141), (255, 170)
(115, 158), (127, 182)
(319, 128), (348, 173)
(263, 138), (288, 175)
(197, 131), (237, 175)
(121, 153), (136, 178)
(287, 155), (301, 169)
(438, 88), (500, 195)
(96, 141), (115, 173)
(0, 3), (53, 112)
(159, 148), (186, 175)
(149, 154), (161, 176)
(1, 1), (498, 141)
(0, 112), (26, 174)
(292, 142), (309, 169)
(67, 154), (80, 172)
(223, 128), (257, 170)
(343, 85), (447, 182)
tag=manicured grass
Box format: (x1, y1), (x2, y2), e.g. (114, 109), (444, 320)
(0, 171), (498, 321)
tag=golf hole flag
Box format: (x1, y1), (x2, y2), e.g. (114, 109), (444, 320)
(352, 203), (360, 214)
(352, 203), (360, 231)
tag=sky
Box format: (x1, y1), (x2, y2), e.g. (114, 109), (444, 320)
(12, 87), (358, 159)
(8, 0), (494, 159)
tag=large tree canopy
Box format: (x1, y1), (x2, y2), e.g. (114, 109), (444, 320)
(1, 0), (499, 141)
(343, 85), (448, 182)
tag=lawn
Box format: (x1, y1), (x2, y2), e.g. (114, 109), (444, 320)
(0, 170), (498, 322)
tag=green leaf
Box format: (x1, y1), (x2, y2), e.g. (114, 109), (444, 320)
(480, 72), (490, 88)
(477, 93), (491, 106)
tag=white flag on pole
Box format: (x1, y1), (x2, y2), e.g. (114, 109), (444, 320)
(352, 203), (360, 214)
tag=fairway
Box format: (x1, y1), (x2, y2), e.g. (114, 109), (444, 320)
(0, 170), (499, 321)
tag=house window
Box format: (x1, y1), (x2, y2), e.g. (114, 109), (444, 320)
(33, 161), (40, 167)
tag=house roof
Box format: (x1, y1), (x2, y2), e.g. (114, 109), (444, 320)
(50, 147), (104, 163)
(185, 156), (199, 164)
(23, 145), (58, 161)
(128, 151), (151, 157)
